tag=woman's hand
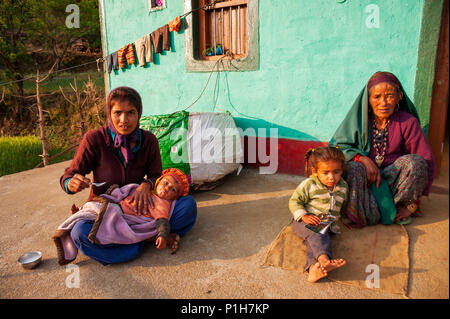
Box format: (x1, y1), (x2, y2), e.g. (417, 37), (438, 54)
(67, 173), (91, 193)
(359, 156), (381, 188)
(301, 214), (321, 226)
(128, 181), (154, 215)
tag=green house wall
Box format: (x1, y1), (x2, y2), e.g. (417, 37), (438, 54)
(100, 0), (441, 142)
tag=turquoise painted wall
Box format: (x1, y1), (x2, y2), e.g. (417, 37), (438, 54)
(103, 0), (424, 142)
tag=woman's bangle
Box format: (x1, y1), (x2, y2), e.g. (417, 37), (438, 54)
(406, 198), (421, 213)
(142, 179), (154, 188)
(353, 153), (362, 162)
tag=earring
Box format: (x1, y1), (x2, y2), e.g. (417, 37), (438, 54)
(395, 103), (400, 111)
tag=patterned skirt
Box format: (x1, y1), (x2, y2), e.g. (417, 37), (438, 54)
(343, 154), (429, 227)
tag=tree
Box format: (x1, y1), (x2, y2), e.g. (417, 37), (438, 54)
(0, 0), (101, 121)
(0, 0), (35, 121)
(29, 0), (100, 71)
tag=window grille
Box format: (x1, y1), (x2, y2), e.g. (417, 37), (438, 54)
(198, 0), (248, 60)
(184, 0), (258, 72)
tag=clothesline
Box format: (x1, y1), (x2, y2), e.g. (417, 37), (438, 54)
(0, 1), (225, 87)
(106, 0), (229, 73)
(180, 0), (226, 18)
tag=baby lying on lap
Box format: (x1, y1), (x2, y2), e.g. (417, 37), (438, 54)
(52, 168), (190, 266)
(118, 168), (190, 249)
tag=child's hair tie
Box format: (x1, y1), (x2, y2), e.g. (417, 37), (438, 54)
(335, 146), (340, 149)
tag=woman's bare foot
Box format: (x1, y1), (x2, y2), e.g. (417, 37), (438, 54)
(395, 205), (412, 223)
(318, 255), (346, 272)
(166, 233), (180, 254)
(307, 262), (328, 283)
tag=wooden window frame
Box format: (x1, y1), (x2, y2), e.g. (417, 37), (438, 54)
(198, 0), (248, 61)
(149, 0), (166, 12)
(184, 0), (259, 72)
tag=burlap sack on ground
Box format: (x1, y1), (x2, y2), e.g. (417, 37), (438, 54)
(263, 221), (409, 296)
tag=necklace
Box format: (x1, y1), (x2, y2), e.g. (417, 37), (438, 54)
(372, 119), (389, 167)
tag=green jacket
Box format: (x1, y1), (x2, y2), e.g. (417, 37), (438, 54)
(289, 175), (348, 222)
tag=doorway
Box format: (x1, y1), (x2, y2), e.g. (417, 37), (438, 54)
(428, 0), (449, 177)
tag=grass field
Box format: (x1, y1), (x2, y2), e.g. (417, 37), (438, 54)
(22, 70), (104, 94)
(0, 136), (74, 177)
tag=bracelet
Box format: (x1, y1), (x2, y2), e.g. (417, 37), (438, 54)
(353, 153), (362, 162)
(406, 199), (421, 213)
(142, 179), (154, 188)
(155, 218), (170, 240)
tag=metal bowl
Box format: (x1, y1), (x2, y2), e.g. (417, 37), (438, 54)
(18, 251), (42, 269)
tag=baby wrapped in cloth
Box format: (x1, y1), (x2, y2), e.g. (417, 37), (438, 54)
(52, 168), (190, 265)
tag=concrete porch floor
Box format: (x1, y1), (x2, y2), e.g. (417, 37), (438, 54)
(0, 159), (448, 299)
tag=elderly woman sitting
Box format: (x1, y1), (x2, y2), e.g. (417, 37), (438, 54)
(329, 71), (435, 226)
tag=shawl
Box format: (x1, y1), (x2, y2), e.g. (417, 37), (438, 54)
(329, 79), (419, 161)
(328, 74), (422, 224)
(52, 184), (176, 265)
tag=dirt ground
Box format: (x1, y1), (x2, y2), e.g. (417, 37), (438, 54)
(0, 160), (448, 299)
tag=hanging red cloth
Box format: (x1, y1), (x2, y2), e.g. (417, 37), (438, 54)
(168, 16), (181, 32)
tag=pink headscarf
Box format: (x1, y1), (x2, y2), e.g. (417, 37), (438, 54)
(367, 71), (402, 92)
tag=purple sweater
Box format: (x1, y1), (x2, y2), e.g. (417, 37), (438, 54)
(369, 111), (435, 195)
(60, 126), (162, 201)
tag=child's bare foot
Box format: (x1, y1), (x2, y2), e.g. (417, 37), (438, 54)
(324, 258), (346, 271)
(318, 255), (346, 272)
(307, 262), (328, 283)
(155, 236), (167, 250)
(166, 233), (180, 254)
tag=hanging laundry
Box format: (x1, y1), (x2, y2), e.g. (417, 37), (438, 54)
(112, 51), (119, 70)
(107, 54), (113, 73)
(135, 34), (153, 66)
(168, 16), (181, 32)
(106, 51), (119, 73)
(151, 24), (171, 54)
(118, 43), (136, 68)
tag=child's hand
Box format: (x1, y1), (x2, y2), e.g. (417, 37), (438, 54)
(155, 236), (167, 250)
(301, 214), (321, 226)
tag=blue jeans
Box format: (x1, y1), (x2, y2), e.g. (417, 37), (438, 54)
(292, 220), (332, 272)
(70, 195), (197, 266)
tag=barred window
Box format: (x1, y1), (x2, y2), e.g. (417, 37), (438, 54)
(198, 0), (248, 60)
(184, 0), (258, 72)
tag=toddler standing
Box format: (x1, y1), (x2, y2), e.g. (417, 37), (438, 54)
(289, 146), (348, 283)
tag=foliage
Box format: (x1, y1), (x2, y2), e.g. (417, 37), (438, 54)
(28, 0), (101, 69)
(0, 0), (104, 174)
(0, 0), (101, 120)
(0, 135), (75, 176)
(0, 73), (106, 176)
(49, 74), (107, 149)
(0, 0), (34, 77)
(0, 0), (36, 119)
